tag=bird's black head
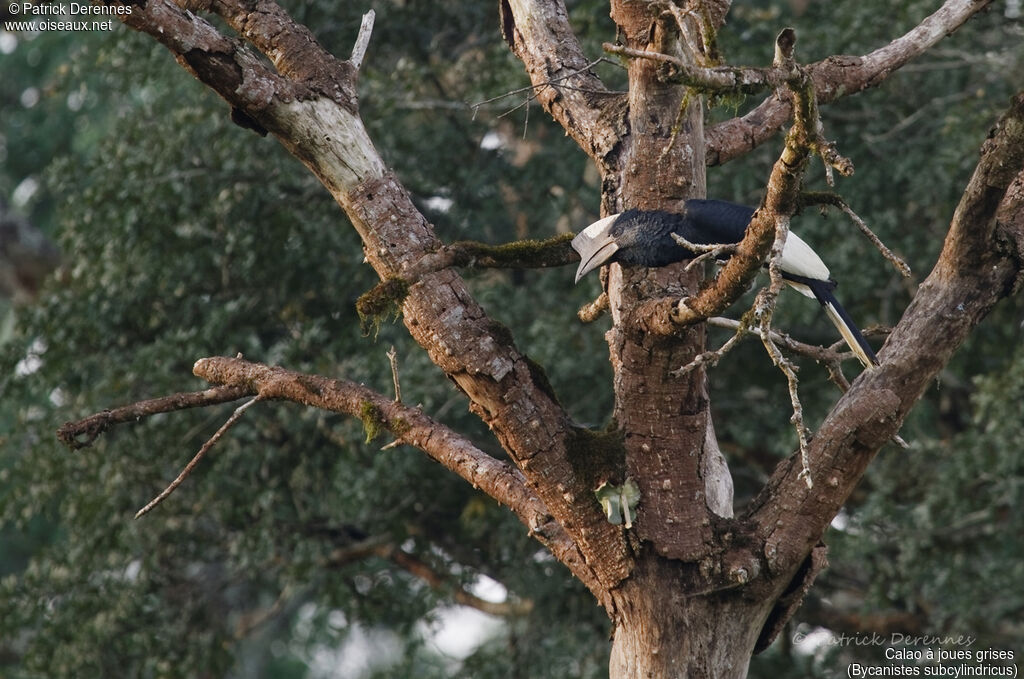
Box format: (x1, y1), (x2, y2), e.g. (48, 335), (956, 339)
(606, 210), (692, 268)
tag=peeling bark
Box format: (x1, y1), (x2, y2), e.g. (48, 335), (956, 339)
(81, 0), (1024, 676)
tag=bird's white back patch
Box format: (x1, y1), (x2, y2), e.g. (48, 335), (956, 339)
(780, 231), (830, 281)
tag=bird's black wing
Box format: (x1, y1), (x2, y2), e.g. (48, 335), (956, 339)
(681, 200), (755, 245)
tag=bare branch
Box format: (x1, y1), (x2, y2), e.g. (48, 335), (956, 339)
(669, 232), (739, 258)
(134, 396), (262, 519)
(386, 345), (402, 403)
(757, 218), (813, 488)
(747, 92), (1024, 588)
(603, 42), (787, 94)
(61, 352), (603, 594)
(189, 357), (533, 516)
(700, 316), (910, 451)
(325, 538), (534, 617)
(671, 313), (751, 376)
(801, 192), (912, 278)
(384, 547), (534, 617)
(578, 291), (609, 323)
(57, 385), (252, 450)
(234, 583), (308, 640)
(707, 317), (849, 365)
(187, 356), (610, 596)
(706, 0), (996, 165)
(499, 0), (625, 163)
(349, 10), (376, 70)
(667, 228), (739, 279)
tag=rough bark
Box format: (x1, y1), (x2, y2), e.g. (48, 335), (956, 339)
(112, 0), (634, 608)
(76, 1), (1024, 677)
(602, 1), (720, 566)
(705, 0), (995, 165)
(746, 92), (1024, 586)
(594, 4), (760, 676)
(499, 0), (627, 168)
(609, 558), (774, 679)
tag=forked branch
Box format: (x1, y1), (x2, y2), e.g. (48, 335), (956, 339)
(706, 0), (996, 165)
(134, 396), (262, 518)
(626, 28), (836, 333)
(747, 91), (1024, 595)
(57, 355), (600, 592)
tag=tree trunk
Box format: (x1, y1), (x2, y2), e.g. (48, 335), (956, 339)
(608, 557), (773, 679)
(81, 3), (1023, 678)
(599, 4), (755, 674)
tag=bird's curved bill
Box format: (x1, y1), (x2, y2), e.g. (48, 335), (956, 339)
(574, 241), (619, 283)
(571, 214), (621, 283)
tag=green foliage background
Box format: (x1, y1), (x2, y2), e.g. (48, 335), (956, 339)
(1, 1), (1021, 677)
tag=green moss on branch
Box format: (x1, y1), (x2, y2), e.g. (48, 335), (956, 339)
(359, 401), (386, 443)
(356, 277), (410, 336)
(448, 232), (576, 269)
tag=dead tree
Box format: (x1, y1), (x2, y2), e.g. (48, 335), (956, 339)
(61, 1), (1023, 676)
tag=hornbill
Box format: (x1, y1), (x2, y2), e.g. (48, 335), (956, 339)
(571, 199), (879, 369)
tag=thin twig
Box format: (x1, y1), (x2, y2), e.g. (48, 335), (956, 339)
(349, 10), (375, 70)
(57, 385), (251, 450)
(669, 232), (739, 256)
(472, 57), (616, 108)
(800, 192), (911, 278)
(758, 217), (814, 489)
(603, 42), (784, 93)
(761, 310), (814, 489)
(672, 316), (750, 376)
(134, 396), (261, 519)
(473, 57), (618, 121)
(683, 248), (722, 272)
(707, 317), (848, 364)
(386, 345), (402, 403)
(668, 232), (739, 274)
(837, 202), (912, 278)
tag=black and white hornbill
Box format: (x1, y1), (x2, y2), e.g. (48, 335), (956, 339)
(571, 199), (879, 369)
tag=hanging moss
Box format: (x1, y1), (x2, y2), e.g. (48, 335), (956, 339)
(708, 89), (748, 115)
(356, 277), (410, 337)
(359, 401), (387, 443)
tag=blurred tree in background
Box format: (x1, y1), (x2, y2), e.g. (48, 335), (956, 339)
(1, 1), (1021, 677)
